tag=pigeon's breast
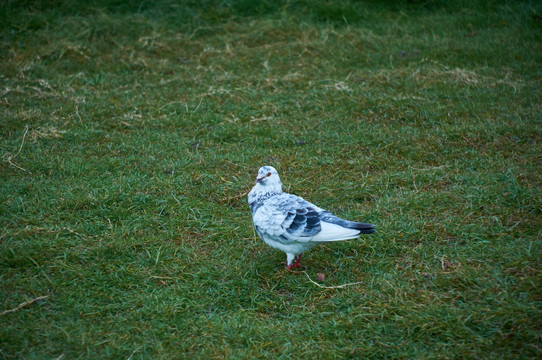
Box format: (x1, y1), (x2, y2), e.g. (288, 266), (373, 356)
(248, 191), (281, 215)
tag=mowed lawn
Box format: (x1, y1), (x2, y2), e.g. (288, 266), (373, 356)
(1, 0), (541, 358)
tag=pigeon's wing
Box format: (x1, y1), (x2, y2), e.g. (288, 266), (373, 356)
(252, 194), (322, 241)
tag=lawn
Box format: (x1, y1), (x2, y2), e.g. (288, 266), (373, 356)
(1, 0), (541, 358)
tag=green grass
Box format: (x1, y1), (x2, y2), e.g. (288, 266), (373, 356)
(1, 0), (541, 358)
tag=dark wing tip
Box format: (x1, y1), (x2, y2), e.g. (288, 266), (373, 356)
(358, 227), (376, 234)
(351, 222), (376, 234)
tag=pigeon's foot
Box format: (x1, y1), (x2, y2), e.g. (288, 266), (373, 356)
(286, 254), (303, 270)
(292, 254), (303, 268)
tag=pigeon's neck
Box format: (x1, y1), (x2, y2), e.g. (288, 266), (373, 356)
(248, 183), (282, 211)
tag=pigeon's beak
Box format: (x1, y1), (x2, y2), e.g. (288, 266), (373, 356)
(255, 177), (264, 184)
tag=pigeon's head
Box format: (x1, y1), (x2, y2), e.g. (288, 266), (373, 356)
(254, 165), (281, 188)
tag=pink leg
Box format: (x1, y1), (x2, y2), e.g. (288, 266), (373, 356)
(291, 254), (303, 268)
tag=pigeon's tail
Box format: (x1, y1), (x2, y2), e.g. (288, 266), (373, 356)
(346, 221), (376, 234)
(319, 211), (376, 234)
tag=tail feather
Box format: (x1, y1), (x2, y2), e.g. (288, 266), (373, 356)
(319, 211), (376, 234)
(347, 221), (376, 234)
(311, 222), (363, 242)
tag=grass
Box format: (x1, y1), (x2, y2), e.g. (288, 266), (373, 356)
(1, 0), (541, 358)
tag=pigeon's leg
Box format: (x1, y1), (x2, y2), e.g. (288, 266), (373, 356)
(286, 254), (303, 269)
(291, 254), (303, 268)
(285, 253), (296, 269)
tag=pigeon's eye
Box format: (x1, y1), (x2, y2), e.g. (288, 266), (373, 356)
(266, 172), (271, 177)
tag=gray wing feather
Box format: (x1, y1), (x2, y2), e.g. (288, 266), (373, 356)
(253, 194), (322, 240)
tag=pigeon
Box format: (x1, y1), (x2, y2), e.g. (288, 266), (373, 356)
(248, 165), (376, 269)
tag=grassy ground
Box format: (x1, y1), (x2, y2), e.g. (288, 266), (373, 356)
(1, 0), (541, 358)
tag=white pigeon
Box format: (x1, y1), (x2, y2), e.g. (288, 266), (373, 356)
(248, 165), (376, 269)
